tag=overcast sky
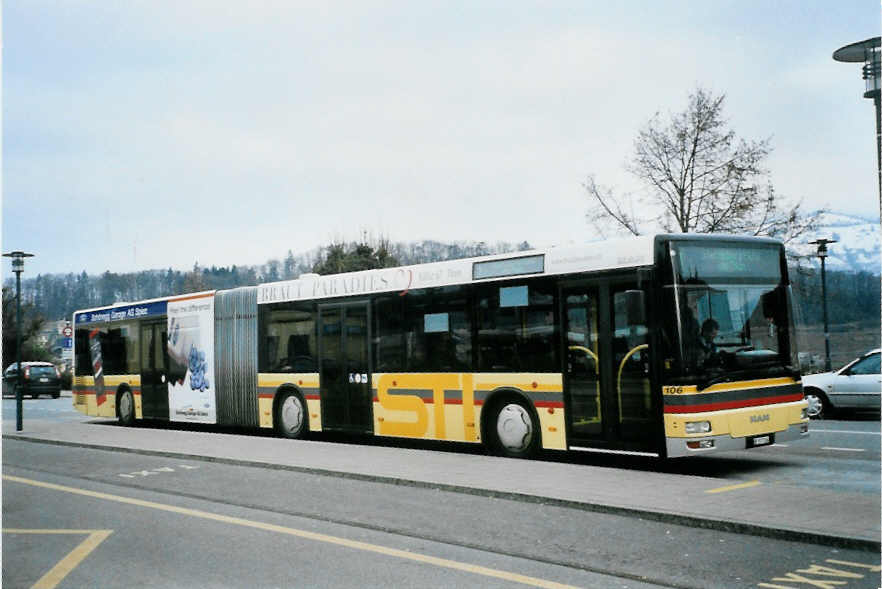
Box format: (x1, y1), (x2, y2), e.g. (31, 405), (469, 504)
(3, 1), (880, 278)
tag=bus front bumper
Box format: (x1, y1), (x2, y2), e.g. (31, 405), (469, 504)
(665, 421), (809, 458)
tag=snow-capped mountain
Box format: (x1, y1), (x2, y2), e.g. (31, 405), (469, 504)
(788, 211), (880, 274)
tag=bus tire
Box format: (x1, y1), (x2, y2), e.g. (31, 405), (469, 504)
(275, 390), (309, 439)
(485, 395), (539, 459)
(118, 389), (135, 426)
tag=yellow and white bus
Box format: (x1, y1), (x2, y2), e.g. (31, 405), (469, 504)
(73, 233), (809, 458)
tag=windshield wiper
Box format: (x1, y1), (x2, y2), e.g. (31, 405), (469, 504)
(697, 364), (793, 392)
(697, 372), (732, 392)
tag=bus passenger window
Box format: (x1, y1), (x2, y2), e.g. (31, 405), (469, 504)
(259, 302), (317, 373)
(399, 287), (472, 372)
(373, 296), (405, 372)
(477, 280), (557, 373)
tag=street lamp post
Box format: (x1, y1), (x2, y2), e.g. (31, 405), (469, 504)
(809, 239), (836, 372)
(3, 251), (34, 431)
(833, 37), (881, 215)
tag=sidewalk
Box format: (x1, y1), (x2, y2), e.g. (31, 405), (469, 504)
(3, 417), (879, 551)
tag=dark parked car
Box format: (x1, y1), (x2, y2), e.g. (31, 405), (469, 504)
(2, 362), (62, 399)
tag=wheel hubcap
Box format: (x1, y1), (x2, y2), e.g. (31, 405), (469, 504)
(805, 394), (822, 417)
(120, 393), (132, 418)
(496, 403), (533, 452)
(281, 396), (304, 434)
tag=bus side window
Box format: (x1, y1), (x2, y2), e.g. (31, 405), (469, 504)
(259, 302), (317, 373)
(374, 295), (405, 372)
(477, 280), (557, 373)
(399, 286), (472, 372)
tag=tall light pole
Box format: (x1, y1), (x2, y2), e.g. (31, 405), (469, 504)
(809, 239), (836, 372)
(3, 251), (34, 431)
(833, 37), (881, 215)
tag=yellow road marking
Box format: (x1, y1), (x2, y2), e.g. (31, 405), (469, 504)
(4, 475), (576, 589)
(705, 480), (762, 494)
(825, 559), (882, 572)
(3, 528), (113, 589)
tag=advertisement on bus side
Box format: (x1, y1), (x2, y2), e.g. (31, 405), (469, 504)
(167, 295), (216, 423)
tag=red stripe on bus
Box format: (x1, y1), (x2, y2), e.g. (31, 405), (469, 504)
(170, 292), (215, 302)
(366, 396), (533, 408)
(663, 393), (804, 414)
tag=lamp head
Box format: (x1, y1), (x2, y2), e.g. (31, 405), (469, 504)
(2, 251), (35, 273)
(808, 239), (837, 259)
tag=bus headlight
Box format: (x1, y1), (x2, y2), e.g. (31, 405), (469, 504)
(685, 421), (711, 434)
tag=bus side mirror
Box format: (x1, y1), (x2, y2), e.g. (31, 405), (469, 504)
(624, 290), (646, 326)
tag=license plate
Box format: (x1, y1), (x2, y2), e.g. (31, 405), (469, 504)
(752, 435), (771, 447)
(39, 378), (48, 383)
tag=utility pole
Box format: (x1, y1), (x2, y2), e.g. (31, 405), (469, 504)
(3, 251), (34, 431)
(809, 239), (836, 372)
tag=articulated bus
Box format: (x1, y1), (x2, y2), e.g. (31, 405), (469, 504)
(72, 233), (809, 458)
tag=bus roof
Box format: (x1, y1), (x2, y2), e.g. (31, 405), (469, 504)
(72, 233), (785, 317)
(257, 234), (784, 305)
(257, 235), (663, 305)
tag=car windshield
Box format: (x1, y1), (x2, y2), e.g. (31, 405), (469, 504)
(661, 241), (796, 386)
(846, 353), (881, 375)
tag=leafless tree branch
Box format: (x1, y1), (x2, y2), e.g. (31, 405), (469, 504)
(585, 87), (813, 242)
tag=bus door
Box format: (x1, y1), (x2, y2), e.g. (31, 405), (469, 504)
(562, 284), (606, 443)
(140, 320), (169, 419)
(562, 282), (657, 451)
(609, 282), (657, 449)
(318, 303), (373, 433)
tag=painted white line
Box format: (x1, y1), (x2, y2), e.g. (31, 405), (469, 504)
(772, 443), (789, 447)
(820, 447), (866, 452)
(811, 429), (880, 436)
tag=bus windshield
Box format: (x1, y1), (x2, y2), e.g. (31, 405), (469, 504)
(662, 241), (796, 386)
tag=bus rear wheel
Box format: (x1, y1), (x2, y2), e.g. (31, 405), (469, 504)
(487, 398), (539, 459)
(118, 389), (135, 426)
(275, 391), (308, 439)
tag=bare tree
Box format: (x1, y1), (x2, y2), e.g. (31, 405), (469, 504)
(585, 87), (819, 242)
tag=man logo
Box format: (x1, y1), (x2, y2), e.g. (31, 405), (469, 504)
(750, 414), (770, 423)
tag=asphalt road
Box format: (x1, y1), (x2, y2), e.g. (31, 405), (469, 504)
(2, 401), (881, 588)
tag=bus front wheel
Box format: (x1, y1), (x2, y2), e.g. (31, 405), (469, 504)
(275, 391), (309, 439)
(487, 398), (539, 459)
(118, 389), (135, 426)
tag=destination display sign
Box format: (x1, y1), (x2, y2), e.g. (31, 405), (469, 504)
(74, 300), (167, 325)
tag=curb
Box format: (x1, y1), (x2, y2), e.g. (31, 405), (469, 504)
(5, 434), (879, 553)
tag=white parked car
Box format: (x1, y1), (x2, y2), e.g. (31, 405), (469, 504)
(801, 349), (881, 418)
